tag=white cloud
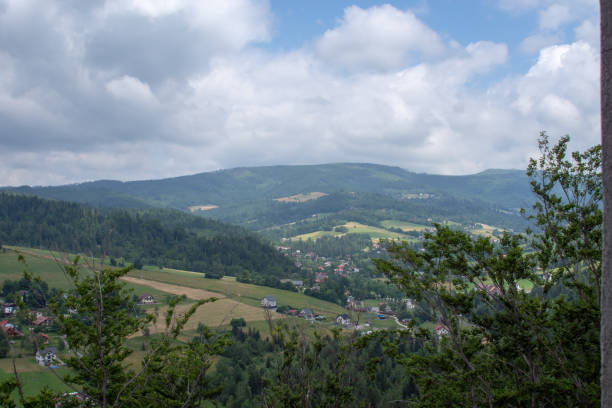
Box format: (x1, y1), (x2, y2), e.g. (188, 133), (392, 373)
(539, 4), (572, 29)
(105, 75), (157, 105)
(315, 5), (445, 71)
(519, 33), (560, 53)
(575, 19), (599, 47)
(102, 0), (271, 48)
(0, 2), (601, 185)
(505, 40), (599, 150)
(499, 0), (599, 57)
(103, 0), (186, 18)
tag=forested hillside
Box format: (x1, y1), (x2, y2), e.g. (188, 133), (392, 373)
(0, 193), (298, 282)
(2, 163), (532, 234)
(3, 163), (531, 209)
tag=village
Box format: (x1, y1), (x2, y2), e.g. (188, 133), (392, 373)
(0, 284), (159, 368)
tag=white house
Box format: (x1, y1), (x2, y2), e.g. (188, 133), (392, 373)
(435, 324), (449, 337)
(261, 296), (277, 308)
(336, 314), (351, 326)
(299, 308), (314, 320)
(36, 347), (57, 366)
(3, 303), (16, 315)
(138, 294), (155, 305)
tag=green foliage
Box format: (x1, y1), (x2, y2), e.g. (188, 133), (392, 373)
(374, 134), (601, 407)
(230, 318), (247, 328)
(0, 331), (9, 359)
(525, 132), (602, 302)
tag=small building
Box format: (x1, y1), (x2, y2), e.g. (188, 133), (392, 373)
(2, 303), (17, 315)
(280, 279), (303, 288)
(299, 308), (314, 320)
(336, 314), (351, 326)
(0, 320), (20, 337)
(405, 298), (416, 310)
(260, 296), (277, 308)
(435, 324), (449, 337)
(32, 316), (51, 327)
(138, 294), (155, 305)
(36, 347), (57, 366)
(315, 272), (328, 283)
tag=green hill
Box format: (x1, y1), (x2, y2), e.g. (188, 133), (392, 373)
(2, 163), (532, 233)
(0, 193), (298, 284)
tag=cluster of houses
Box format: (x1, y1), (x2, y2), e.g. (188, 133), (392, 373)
(0, 302), (53, 340)
(260, 296), (326, 322)
(0, 293), (156, 367)
(261, 295), (381, 331)
(275, 245), (361, 290)
(0, 305), (59, 365)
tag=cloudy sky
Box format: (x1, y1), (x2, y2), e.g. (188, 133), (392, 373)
(0, 0), (600, 186)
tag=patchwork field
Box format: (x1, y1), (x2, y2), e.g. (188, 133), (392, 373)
(274, 191), (328, 203)
(188, 204), (219, 212)
(468, 223), (504, 239)
(291, 221), (415, 242)
(0, 247), (346, 319)
(146, 299), (284, 335)
(121, 276), (223, 301)
(126, 268), (346, 318)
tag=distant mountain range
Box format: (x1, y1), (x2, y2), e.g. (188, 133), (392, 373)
(2, 163), (534, 233)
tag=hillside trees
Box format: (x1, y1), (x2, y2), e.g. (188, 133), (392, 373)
(375, 134), (601, 407)
(0, 195), (298, 283)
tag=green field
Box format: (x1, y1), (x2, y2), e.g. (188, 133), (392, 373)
(0, 248), (182, 306)
(0, 248), (78, 290)
(292, 221), (416, 242)
(380, 220), (431, 231)
(0, 364), (72, 398)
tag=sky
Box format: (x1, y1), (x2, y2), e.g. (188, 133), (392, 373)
(0, 0), (601, 186)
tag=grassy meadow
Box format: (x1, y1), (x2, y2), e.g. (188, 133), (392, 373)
(291, 221), (416, 242)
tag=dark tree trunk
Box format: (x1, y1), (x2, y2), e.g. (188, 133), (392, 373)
(601, 1), (612, 406)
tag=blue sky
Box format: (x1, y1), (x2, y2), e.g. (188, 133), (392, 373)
(0, 0), (601, 185)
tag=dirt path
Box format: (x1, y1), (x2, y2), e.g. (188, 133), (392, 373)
(120, 276), (224, 300)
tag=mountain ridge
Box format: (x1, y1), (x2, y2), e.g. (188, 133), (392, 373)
(1, 163), (533, 233)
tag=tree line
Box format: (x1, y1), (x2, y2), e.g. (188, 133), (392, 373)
(0, 194), (297, 281)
